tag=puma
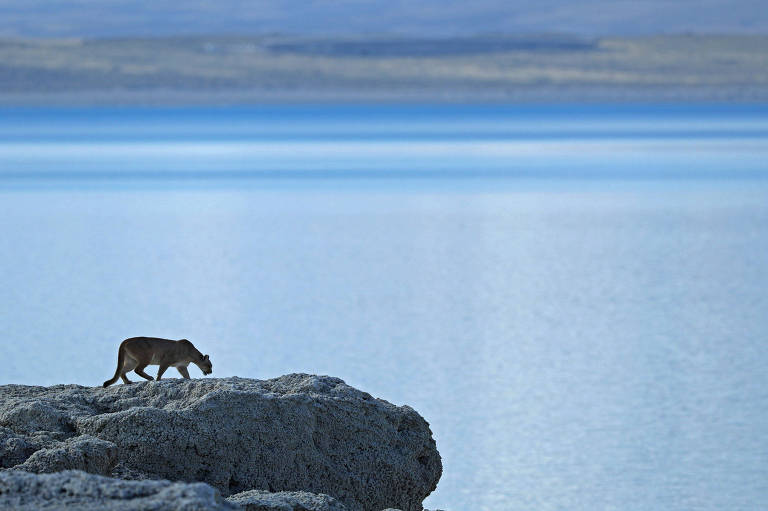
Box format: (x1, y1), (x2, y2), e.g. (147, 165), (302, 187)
(102, 337), (213, 387)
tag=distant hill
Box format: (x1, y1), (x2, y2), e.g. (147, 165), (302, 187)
(0, 0), (766, 38)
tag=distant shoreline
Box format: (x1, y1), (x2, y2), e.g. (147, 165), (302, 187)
(3, 85), (768, 106)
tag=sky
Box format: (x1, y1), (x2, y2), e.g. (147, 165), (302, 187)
(0, 0), (766, 38)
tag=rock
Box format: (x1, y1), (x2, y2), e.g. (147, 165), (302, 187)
(0, 395), (73, 434)
(0, 375), (441, 511)
(0, 469), (237, 510)
(0, 427), (32, 468)
(15, 435), (118, 475)
(227, 489), (348, 510)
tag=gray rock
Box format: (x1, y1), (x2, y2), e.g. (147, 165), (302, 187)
(0, 469), (237, 510)
(0, 427), (32, 468)
(0, 394), (73, 434)
(227, 489), (348, 510)
(15, 435), (118, 475)
(0, 374), (441, 511)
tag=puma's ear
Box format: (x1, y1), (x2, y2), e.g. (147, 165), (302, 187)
(203, 354), (209, 360)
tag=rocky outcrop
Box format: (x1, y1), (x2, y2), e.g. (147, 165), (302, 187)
(0, 470), (237, 510)
(227, 489), (348, 511)
(0, 374), (441, 511)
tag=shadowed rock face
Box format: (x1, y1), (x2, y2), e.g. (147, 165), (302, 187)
(14, 435), (117, 475)
(0, 374), (441, 511)
(0, 470), (359, 511)
(0, 470), (238, 511)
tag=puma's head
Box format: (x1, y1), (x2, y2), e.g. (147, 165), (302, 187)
(196, 353), (213, 375)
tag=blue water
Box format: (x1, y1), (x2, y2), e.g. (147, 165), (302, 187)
(0, 105), (767, 510)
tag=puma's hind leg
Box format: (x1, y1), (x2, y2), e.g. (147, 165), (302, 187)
(121, 357), (138, 384)
(134, 364), (154, 381)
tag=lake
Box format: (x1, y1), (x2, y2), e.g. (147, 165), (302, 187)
(0, 104), (767, 510)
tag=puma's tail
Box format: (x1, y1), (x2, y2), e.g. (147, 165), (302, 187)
(103, 342), (126, 387)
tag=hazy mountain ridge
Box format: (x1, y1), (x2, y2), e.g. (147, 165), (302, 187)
(1, 34), (767, 104)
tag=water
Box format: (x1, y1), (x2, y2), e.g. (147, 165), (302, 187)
(0, 105), (767, 510)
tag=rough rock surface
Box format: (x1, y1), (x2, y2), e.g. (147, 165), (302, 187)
(0, 374), (441, 511)
(0, 470), (237, 510)
(14, 435), (117, 475)
(227, 489), (348, 511)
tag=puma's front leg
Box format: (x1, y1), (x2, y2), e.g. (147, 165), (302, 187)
(156, 365), (169, 381)
(177, 366), (191, 379)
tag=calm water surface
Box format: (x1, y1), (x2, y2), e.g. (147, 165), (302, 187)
(0, 105), (767, 510)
